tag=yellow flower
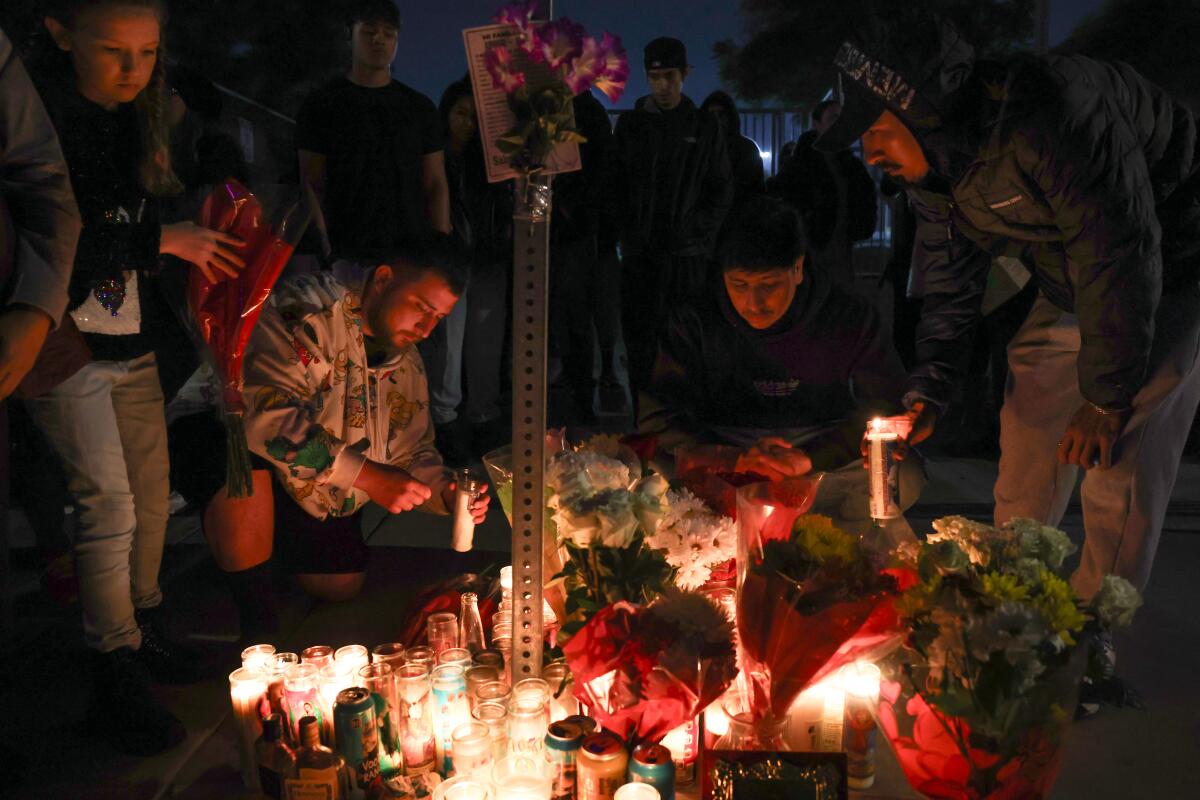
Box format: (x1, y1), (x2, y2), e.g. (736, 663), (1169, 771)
(1033, 568), (1086, 645)
(981, 572), (1030, 604)
(896, 574), (943, 619)
(793, 515), (858, 563)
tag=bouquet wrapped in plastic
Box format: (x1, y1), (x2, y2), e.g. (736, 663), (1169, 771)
(878, 517), (1142, 799)
(734, 479), (905, 721)
(561, 589), (737, 747)
(189, 180), (311, 496)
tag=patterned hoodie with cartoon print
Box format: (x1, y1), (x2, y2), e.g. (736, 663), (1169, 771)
(242, 262), (449, 519)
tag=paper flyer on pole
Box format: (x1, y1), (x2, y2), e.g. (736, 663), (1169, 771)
(463, 23), (582, 183)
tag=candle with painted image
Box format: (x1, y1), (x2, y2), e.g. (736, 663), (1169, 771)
(360, 662), (403, 776)
(318, 659), (354, 744)
(473, 700), (510, 763)
(432, 664), (470, 776)
(840, 661), (881, 789)
(508, 696), (550, 757)
(229, 667), (268, 789)
(284, 663), (324, 744)
(451, 720), (494, 778)
(263, 652), (299, 729)
(396, 662), (438, 775)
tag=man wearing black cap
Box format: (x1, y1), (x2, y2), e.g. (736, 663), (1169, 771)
(603, 36), (733, 413)
(818, 10), (1200, 603)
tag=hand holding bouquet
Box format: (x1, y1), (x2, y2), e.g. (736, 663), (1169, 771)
(189, 181), (310, 496)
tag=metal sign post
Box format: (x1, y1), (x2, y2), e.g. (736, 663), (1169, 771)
(508, 174), (552, 680)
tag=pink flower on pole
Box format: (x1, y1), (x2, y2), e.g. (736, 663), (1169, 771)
(495, 0), (540, 55)
(562, 35), (607, 96)
(593, 32), (629, 103)
(534, 19), (585, 70)
(485, 45), (526, 94)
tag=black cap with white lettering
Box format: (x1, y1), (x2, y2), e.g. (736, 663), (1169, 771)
(644, 37), (688, 72)
(815, 10), (975, 153)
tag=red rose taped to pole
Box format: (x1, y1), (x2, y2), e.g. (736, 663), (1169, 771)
(189, 180), (311, 497)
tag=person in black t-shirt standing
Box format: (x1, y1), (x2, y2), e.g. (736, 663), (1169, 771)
(296, 0), (450, 260)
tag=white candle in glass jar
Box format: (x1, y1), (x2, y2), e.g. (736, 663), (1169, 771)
(229, 667), (267, 789)
(451, 721), (494, 778)
(334, 644), (369, 676)
(240, 643), (276, 674)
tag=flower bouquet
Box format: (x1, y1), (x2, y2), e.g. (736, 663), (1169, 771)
(190, 180), (311, 496)
(488, 1), (628, 171)
(879, 517), (1142, 799)
(735, 479), (905, 723)
(643, 486), (737, 591)
(561, 589), (738, 747)
(551, 470), (676, 644)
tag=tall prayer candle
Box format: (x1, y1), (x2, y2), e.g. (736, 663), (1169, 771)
(866, 417), (904, 521)
(229, 667), (267, 789)
(334, 644), (369, 677)
(841, 661), (881, 789)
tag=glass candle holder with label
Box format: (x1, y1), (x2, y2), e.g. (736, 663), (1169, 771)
(229, 667), (268, 789)
(428, 612), (460, 656)
(396, 662), (437, 776)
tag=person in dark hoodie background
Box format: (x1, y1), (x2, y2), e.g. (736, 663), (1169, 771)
(639, 195), (923, 541)
(700, 90), (763, 207)
(603, 36), (733, 414)
(817, 9), (1200, 607)
(770, 98), (877, 289)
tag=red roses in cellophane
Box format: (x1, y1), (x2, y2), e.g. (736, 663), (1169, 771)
(735, 478), (905, 720)
(189, 180), (311, 496)
(562, 589), (737, 748)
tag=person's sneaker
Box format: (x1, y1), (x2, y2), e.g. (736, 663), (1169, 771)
(88, 647), (186, 756)
(134, 606), (206, 685)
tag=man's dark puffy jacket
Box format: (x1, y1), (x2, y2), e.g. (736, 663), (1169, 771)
(771, 129), (878, 251)
(903, 54), (1200, 412)
(603, 94), (733, 258)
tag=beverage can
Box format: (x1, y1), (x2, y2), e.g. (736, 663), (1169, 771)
(334, 687), (380, 796)
(577, 732), (628, 800)
(545, 721), (583, 800)
(562, 714), (598, 737)
(629, 743), (675, 800)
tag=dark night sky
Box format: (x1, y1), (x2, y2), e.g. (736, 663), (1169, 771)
(391, 0), (1107, 110)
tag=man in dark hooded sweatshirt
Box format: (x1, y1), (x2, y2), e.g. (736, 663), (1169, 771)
(640, 195), (924, 542)
(817, 11), (1200, 605)
(604, 37), (733, 412)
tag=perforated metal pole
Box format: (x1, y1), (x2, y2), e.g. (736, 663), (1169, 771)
(509, 175), (551, 680)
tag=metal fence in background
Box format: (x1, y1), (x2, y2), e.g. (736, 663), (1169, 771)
(606, 107), (894, 252)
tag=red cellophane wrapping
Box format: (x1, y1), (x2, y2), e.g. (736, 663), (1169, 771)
(398, 573), (501, 648)
(189, 180), (310, 497)
(734, 478), (906, 720)
(877, 660), (1082, 800)
(562, 600), (737, 747)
